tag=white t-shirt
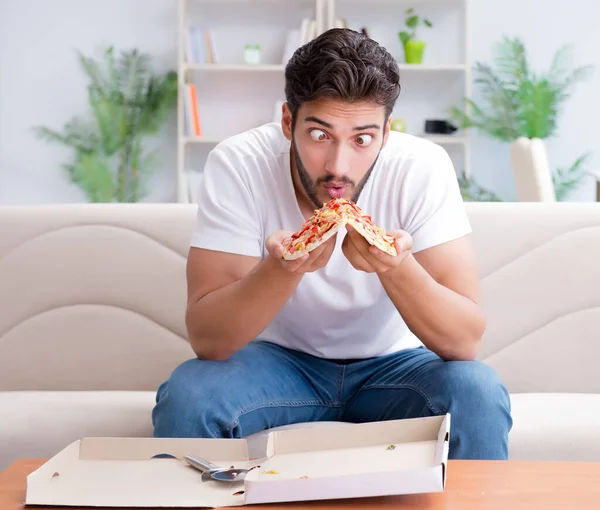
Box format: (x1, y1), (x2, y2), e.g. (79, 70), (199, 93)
(190, 122), (471, 359)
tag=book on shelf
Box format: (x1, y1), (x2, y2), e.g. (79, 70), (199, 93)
(281, 17), (318, 65)
(184, 18), (348, 67)
(184, 26), (218, 64)
(182, 83), (203, 138)
(281, 17), (348, 65)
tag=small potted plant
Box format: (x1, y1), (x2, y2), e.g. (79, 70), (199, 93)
(399, 8), (433, 64)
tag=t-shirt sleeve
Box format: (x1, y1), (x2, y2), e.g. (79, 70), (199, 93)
(400, 143), (472, 254)
(189, 146), (263, 258)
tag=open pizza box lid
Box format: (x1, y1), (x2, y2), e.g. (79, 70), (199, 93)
(25, 414), (450, 508)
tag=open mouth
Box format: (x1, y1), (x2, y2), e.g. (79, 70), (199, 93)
(324, 184), (347, 198)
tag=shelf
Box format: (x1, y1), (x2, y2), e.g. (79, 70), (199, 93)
(421, 135), (466, 145)
(184, 136), (225, 144)
(183, 63), (285, 72)
(183, 63), (466, 72)
(397, 64), (467, 71)
(177, 0), (473, 203)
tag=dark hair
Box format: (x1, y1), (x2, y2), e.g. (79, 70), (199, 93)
(284, 28), (401, 125)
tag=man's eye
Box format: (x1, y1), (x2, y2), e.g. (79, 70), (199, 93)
(356, 134), (373, 146)
(310, 129), (328, 141)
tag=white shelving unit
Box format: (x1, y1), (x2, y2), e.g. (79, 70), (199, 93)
(177, 0), (472, 204)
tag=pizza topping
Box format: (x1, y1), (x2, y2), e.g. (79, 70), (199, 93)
(282, 198), (397, 259)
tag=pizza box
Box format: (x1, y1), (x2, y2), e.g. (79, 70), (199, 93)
(25, 414), (450, 508)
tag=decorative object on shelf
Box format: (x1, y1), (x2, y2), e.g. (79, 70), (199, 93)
(398, 8), (433, 64)
(34, 46), (177, 203)
(424, 119), (457, 135)
(390, 119), (407, 132)
(244, 44), (262, 65)
(450, 36), (594, 201)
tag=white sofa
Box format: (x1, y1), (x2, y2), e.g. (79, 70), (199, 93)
(1, 202), (600, 470)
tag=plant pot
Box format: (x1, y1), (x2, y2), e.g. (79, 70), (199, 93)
(403, 40), (426, 64)
(509, 137), (556, 201)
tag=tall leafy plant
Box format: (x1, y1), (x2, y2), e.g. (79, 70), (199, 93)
(450, 36), (592, 140)
(450, 36), (593, 200)
(35, 47), (178, 202)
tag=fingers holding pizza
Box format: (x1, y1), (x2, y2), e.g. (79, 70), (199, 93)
(342, 225), (412, 274)
(276, 197), (410, 275)
(266, 228), (337, 274)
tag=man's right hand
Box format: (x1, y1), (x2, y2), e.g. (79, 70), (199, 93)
(186, 230), (336, 360)
(266, 230), (337, 274)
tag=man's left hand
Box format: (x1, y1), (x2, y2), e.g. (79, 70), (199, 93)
(342, 224), (412, 274)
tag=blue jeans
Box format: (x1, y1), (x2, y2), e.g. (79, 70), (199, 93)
(152, 341), (512, 460)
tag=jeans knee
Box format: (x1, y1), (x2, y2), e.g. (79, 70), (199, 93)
(437, 361), (513, 460)
(152, 358), (232, 438)
(441, 361), (512, 420)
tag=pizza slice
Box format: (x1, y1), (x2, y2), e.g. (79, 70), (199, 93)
(282, 198), (398, 260)
(337, 200), (398, 257)
(282, 200), (346, 260)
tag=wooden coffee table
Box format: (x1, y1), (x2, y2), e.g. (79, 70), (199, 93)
(1, 458), (599, 509)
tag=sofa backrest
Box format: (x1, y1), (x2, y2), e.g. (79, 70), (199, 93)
(465, 202), (600, 393)
(1, 202), (600, 394)
(0, 204), (194, 393)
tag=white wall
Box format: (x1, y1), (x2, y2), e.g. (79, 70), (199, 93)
(0, 0), (178, 204)
(470, 0), (600, 201)
(0, 0), (598, 203)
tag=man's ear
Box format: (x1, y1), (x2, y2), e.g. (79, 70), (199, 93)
(382, 115), (392, 148)
(281, 103), (293, 141)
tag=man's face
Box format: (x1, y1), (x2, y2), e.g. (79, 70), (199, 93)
(282, 98), (391, 208)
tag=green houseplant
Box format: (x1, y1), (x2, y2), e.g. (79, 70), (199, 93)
(459, 173), (503, 202)
(450, 36), (593, 200)
(399, 8), (433, 64)
(35, 46), (178, 202)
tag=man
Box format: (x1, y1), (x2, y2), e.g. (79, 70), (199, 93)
(152, 28), (512, 460)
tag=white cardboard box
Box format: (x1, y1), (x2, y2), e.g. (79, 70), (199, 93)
(25, 414), (450, 508)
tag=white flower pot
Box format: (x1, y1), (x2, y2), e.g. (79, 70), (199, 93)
(509, 137), (556, 202)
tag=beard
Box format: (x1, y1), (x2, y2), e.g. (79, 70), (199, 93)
(291, 137), (382, 208)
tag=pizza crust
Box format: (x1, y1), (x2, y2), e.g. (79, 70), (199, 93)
(282, 220), (343, 260)
(336, 199), (398, 257)
(346, 216), (397, 256)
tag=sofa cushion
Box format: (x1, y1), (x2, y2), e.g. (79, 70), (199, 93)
(0, 391), (156, 470)
(509, 393), (600, 461)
